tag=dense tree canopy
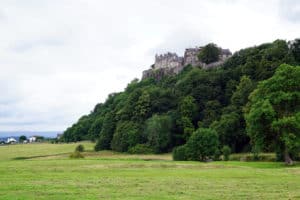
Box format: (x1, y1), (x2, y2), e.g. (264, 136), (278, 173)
(61, 39), (300, 163)
(245, 64), (300, 164)
(198, 43), (221, 64)
(145, 114), (172, 153)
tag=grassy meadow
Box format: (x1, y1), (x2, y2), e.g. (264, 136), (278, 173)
(0, 143), (300, 199)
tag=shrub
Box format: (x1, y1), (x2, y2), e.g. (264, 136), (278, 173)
(69, 151), (84, 159)
(172, 145), (187, 161)
(128, 144), (154, 154)
(222, 145), (231, 161)
(75, 144), (85, 152)
(185, 128), (219, 161)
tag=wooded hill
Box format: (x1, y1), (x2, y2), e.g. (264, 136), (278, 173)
(61, 39), (300, 162)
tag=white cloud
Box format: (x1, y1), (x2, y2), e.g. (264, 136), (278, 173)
(0, 0), (299, 132)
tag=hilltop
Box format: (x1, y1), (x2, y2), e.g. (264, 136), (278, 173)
(61, 39), (300, 162)
(142, 44), (232, 80)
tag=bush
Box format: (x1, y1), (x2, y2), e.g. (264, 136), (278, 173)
(172, 145), (187, 161)
(69, 151), (84, 159)
(185, 128), (219, 161)
(128, 144), (154, 154)
(222, 145), (231, 161)
(75, 144), (85, 152)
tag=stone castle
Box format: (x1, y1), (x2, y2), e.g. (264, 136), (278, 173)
(142, 46), (232, 79)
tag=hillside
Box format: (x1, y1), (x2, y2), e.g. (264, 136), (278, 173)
(61, 39), (300, 158)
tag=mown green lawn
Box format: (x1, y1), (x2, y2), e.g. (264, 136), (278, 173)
(0, 143), (299, 200)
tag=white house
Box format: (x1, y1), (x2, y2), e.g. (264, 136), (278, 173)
(7, 137), (17, 144)
(29, 136), (37, 143)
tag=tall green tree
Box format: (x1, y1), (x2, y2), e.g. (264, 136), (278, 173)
(88, 117), (104, 141)
(145, 114), (172, 153)
(177, 96), (197, 140)
(19, 135), (27, 142)
(179, 96), (197, 119)
(111, 121), (142, 152)
(198, 43), (221, 64)
(231, 76), (255, 108)
(95, 112), (116, 151)
(133, 91), (151, 121)
(290, 39), (300, 63)
(245, 64), (300, 164)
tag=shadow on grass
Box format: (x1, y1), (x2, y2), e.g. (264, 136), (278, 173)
(12, 153), (69, 160)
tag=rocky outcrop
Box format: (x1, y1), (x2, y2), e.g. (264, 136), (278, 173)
(142, 67), (177, 81)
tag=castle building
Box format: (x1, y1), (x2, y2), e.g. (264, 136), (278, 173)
(142, 45), (232, 80)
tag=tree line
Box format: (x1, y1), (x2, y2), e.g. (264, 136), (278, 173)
(61, 39), (300, 164)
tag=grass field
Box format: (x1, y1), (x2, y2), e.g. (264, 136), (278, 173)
(0, 143), (300, 199)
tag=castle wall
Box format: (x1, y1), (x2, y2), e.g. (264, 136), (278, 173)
(183, 48), (202, 66)
(142, 46), (232, 80)
(154, 52), (183, 69)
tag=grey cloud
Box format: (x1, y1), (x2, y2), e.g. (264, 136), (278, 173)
(0, 0), (298, 131)
(279, 0), (300, 23)
(147, 27), (211, 57)
(0, 120), (44, 126)
(10, 38), (65, 53)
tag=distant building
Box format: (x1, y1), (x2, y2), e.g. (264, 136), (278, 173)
(7, 137), (17, 144)
(142, 45), (232, 79)
(29, 136), (37, 143)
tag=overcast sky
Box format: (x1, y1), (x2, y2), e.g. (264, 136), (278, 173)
(0, 0), (299, 132)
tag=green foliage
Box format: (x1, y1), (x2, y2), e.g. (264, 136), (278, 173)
(198, 43), (221, 64)
(111, 121), (142, 152)
(179, 96), (197, 119)
(231, 76), (255, 107)
(75, 144), (84, 152)
(133, 91), (151, 121)
(222, 145), (231, 161)
(62, 39), (299, 157)
(245, 64), (300, 164)
(128, 144), (154, 154)
(145, 114), (172, 153)
(185, 128), (219, 161)
(94, 112), (116, 151)
(88, 117), (104, 141)
(61, 115), (93, 142)
(19, 135), (27, 142)
(290, 39), (300, 63)
(172, 145), (187, 161)
(211, 112), (248, 152)
(202, 100), (221, 127)
(69, 151), (84, 159)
